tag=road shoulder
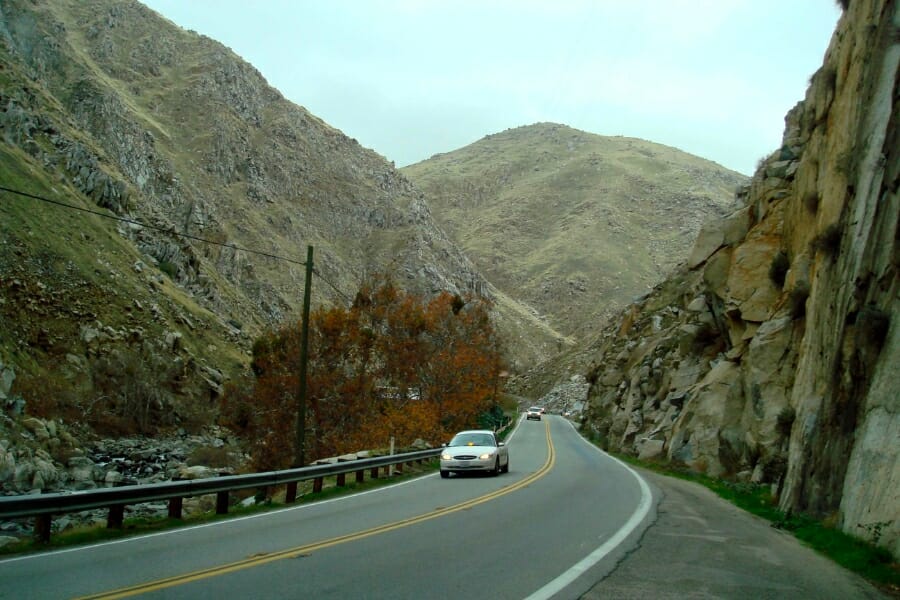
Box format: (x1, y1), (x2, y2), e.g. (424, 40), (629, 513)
(582, 469), (888, 599)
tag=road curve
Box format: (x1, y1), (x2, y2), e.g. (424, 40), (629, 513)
(583, 469), (888, 599)
(0, 416), (653, 599)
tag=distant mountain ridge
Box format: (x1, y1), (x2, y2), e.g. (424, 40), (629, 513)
(403, 123), (747, 341)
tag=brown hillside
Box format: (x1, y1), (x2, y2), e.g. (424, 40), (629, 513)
(403, 123), (747, 339)
(0, 0), (562, 433)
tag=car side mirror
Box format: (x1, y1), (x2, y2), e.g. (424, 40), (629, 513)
(498, 442), (505, 447)
(441, 442), (448, 447)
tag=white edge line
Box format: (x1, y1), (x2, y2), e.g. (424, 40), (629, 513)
(0, 464), (434, 564)
(2, 417), (527, 565)
(523, 419), (653, 600)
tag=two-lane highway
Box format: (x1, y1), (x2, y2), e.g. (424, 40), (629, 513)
(0, 416), (654, 599)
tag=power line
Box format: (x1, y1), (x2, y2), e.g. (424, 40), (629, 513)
(312, 267), (353, 305)
(0, 184), (355, 301)
(0, 184), (309, 267)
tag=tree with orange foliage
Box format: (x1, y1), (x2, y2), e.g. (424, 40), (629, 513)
(220, 276), (505, 471)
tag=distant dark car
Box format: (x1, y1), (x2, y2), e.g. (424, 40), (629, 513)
(440, 430), (509, 478)
(526, 406), (542, 421)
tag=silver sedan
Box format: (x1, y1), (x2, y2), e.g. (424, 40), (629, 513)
(440, 429), (509, 478)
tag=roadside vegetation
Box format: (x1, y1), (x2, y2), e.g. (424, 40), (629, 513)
(606, 450), (899, 593)
(220, 275), (507, 472)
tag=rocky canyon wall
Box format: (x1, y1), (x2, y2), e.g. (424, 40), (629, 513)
(581, 0), (898, 555)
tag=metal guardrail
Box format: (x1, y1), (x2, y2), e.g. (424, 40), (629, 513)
(495, 416), (514, 438)
(0, 447), (441, 543)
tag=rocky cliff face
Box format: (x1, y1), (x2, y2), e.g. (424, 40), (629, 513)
(579, 0), (898, 556)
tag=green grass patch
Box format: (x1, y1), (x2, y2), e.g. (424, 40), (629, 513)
(608, 451), (899, 591)
(0, 459), (440, 557)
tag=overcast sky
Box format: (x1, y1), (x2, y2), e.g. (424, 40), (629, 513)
(141, 0), (840, 176)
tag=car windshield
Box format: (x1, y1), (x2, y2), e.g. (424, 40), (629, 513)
(449, 433), (495, 447)
(529, 407), (541, 412)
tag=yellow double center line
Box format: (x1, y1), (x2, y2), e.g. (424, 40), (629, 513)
(80, 422), (555, 599)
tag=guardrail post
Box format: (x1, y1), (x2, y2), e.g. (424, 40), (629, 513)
(34, 514), (51, 544)
(394, 462), (403, 475)
(168, 497), (183, 520)
(216, 491), (229, 515)
(108, 504), (125, 529)
(0, 449), (442, 533)
(285, 481), (298, 503)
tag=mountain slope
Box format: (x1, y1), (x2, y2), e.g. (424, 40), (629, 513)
(403, 123), (747, 339)
(0, 0), (564, 430)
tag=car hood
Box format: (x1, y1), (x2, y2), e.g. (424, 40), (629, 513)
(442, 445), (497, 457)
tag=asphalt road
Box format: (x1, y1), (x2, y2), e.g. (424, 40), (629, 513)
(0, 417), (885, 599)
(0, 416), (653, 599)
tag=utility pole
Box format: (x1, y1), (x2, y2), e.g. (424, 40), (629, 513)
(295, 245), (313, 467)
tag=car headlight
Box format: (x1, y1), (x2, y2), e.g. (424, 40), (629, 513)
(441, 453), (452, 460)
(478, 452), (494, 460)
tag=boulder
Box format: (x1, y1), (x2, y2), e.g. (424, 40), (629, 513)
(686, 296), (707, 312)
(13, 462), (34, 491)
(725, 233), (781, 322)
(702, 248), (733, 298)
(105, 470), (124, 485)
(638, 439), (665, 461)
(0, 536), (19, 550)
(31, 454), (60, 490)
(68, 455), (102, 485)
(22, 417), (50, 442)
(688, 206), (751, 269)
(175, 465), (217, 480)
(670, 360), (744, 476)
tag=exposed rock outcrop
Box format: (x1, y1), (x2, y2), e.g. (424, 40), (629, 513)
(580, 0), (899, 556)
(0, 412), (243, 537)
(535, 374), (590, 415)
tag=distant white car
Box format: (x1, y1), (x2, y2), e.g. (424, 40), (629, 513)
(526, 406), (542, 421)
(440, 430), (509, 478)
